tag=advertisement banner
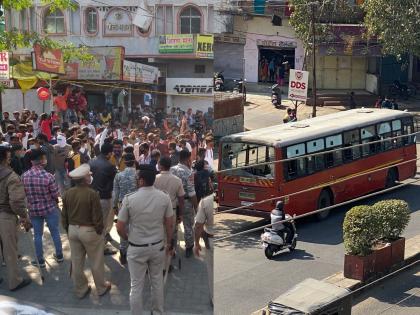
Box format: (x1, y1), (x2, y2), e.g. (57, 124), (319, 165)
(159, 34), (194, 53)
(166, 78), (214, 96)
(288, 69), (309, 101)
(32, 44), (65, 74)
(135, 63), (159, 84)
(0, 52), (10, 80)
(62, 46), (124, 80)
(122, 60), (136, 82)
(196, 34), (214, 59)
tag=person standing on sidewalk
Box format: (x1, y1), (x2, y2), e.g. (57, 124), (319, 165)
(194, 192), (214, 306)
(22, 149), (63, 268)
(116, 164), (174, 315)
(62, 164), (112, 299)
(0, 146), (32, 291)
(154, 156), (185, 269)
(171, 149), (198, 258)
(112, 153), (138, 265)
(89, 142), (117, 255)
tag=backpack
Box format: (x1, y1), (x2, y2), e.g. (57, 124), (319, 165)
(194, 170), (212, 202)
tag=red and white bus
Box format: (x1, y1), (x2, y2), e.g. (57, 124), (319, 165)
(217, 109), (417, 219)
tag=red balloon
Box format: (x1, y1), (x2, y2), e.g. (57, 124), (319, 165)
(37, 87), (51, 101)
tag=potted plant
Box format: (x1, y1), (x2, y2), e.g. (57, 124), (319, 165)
(343, 205), (380, 281)
(372, 199), (410, 267)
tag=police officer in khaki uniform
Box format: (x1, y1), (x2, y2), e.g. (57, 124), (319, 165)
(171, 149), (198, 257)
(154, 156), (185, 267)
(194, 193), (214, 306)
(62, 164), (112, 299)
(117, 164), (174, 315)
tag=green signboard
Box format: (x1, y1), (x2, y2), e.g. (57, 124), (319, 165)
(159, 34), (194, 53)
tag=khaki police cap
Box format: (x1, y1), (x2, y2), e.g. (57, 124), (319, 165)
(69, 163), (91, 179)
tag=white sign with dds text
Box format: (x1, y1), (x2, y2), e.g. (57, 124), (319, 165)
(288, 69), (309, 101)
(0, 52), (10, 80)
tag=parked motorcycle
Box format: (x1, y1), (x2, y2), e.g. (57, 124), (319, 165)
(389, 80), (417, 100)
(261, 201), (297, 259)
(214, 72), (225, 92)
(233, 78), (247, 102)
(271, 84), (282, 108)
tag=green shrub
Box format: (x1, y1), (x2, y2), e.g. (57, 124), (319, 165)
(372, 199), (410, 241)
(343, 205), (380, 256)
(343, 199), (411, 256)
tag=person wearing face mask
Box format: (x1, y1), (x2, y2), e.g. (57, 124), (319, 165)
(138, 142), (151, 165)
(36, 133), (55, 175)
(22, 149), (63, 268)
(109, 139), (125, 172)
(22, 138), (40, 173)
(61, 164), (112, 299)
(89, 143), (117, 255)
(53, 134), (72, 195)
(4, 125), (16, 144)
(170, 149), (198, 258)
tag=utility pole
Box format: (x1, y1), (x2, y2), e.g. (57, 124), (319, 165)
(311, 2), (317, 118)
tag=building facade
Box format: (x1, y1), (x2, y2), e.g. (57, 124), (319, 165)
(3, 0), (225, 113)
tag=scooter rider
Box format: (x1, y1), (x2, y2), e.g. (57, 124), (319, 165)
(271, 201), (293, 244)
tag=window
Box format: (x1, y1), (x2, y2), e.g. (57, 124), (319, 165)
(156, 5), (173, 35)
(392, 119), (403, 148)
(325, 134), (343, 168)
(194, 65), (205, 73)
(20, 9), (28, 31)
(70, 7), (81, 34)
(85, 7), (97, 34)
(377, 122), (392, 151)
(180, 6), (201, 34)
(402, 117), (415, 145)
(29, 7), (37, 32)
(361, 125), (379, 156)
(343, 129), (360, 162)
(285, 143), (306, 180)
(306, 138), (325, 174)
(44, 8), (65, 34)
(5, 9), (12, 30)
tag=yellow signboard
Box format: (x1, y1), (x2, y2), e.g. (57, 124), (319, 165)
(196, 34), (214, 59)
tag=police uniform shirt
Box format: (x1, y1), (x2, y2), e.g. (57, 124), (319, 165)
(170, 163), (196, 198)
(118, 186), (173, 244)
(154, 171), (185, 209)
(195, 194), (214, 235)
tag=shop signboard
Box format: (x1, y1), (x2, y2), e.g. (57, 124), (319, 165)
(122, 60), (159, 84)
(256, 39), (297, 48)
(32, 44), (65, 74)
(159, 34), (194, 53)
(0, 52), (10, 80)
(0, 80), (14, 88)
(288, 69), (309, 101)
(62, 46), (124, 80)
(166, 78), (214, 96)
(196, 34), (214, 59)
(103, 8), (133, 37)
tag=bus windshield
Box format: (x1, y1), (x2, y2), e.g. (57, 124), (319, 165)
(220, 142), (275, 179)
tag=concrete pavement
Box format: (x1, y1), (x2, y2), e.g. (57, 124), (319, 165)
(0, 224), (212, 315)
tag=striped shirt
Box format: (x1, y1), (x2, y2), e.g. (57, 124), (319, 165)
(22, 165), (60, 217)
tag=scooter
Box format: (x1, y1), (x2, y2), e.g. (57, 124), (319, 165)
(214, 72), (225, 91)
(233, 78), (247, 102)
(271, 84), (281, 108)
(261, 201), (297, 259)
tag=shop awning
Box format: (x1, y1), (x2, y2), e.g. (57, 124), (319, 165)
(10, 62), (57, 93)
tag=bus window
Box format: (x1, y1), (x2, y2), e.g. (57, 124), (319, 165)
(325, 134), (343, 168)
(343, 129), (361, 162)
(306, 138), (325, 174)
(392, 119), (403, 148)
(285, 143), (306, 180)
(402, 117), (415, 145)
(220, 142), (275, 179)
(378, 122), (392, 151)
(361, 125), (379, 156)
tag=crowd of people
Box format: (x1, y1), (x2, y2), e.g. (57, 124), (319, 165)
(259, 57), (289, 84)
(0, 102), (215, 314)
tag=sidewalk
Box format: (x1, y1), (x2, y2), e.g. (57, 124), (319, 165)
(0, 224), (212, 315)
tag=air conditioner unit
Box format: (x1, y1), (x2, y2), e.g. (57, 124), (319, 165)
(133, 0), (152, 31)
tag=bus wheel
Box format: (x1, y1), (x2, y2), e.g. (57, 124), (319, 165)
(316, 190), (332, 221)
(385, 168), (398, 188)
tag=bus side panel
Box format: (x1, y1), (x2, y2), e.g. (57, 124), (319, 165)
(398, 145), (417, 180)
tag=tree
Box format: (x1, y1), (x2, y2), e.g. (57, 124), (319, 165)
(0, 0), (93, 62)
(363, 0), (420, 58)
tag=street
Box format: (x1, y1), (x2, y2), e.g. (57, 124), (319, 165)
(352, 264), (419, 315)
(214, 180), (420, 315)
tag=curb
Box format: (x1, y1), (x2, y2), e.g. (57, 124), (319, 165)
(251, 234), (420, 315)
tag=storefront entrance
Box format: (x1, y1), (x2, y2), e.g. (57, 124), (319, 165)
(258, 47), (295, 84)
